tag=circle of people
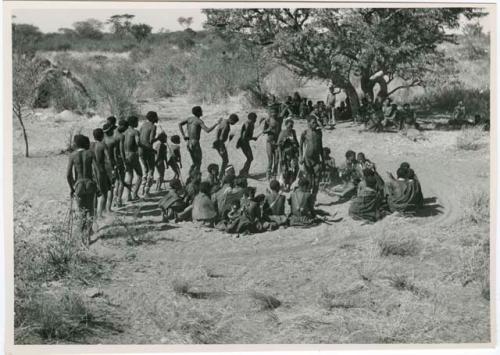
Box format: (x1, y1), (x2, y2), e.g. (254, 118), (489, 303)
(66, 92), (425, 240)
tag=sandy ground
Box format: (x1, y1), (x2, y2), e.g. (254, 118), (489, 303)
(13, 94), (491, 344)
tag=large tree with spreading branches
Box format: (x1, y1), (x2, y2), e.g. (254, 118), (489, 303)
(203, 8), (484, 115)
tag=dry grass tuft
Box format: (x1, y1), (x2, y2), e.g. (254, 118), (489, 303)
(461, 189), (489, 224)
(456, 126), (486, 151)
(377, 232), (422, 257)
(249, 291), (281, 310)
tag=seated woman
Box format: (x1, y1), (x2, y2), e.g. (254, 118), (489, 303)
(191, 181), (218, 226)
(288, 177), (317, 226)
(263, 180), (288, 226)
(349, 175), (383, 223)
(385, 166), (423, 214)
(158, 179), (187, 223)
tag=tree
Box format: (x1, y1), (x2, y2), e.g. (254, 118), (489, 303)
(177, 16), (193, 29)
(72, 18), (104, 39)
(12, 54), (47, 157)
(130, 23), (152, 42)
(107, 14), (135, 38)
(12, 23), (42, 55)
(204, 8), (485, 115)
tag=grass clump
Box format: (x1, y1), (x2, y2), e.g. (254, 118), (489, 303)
(377, 232), (421, 257)
(456, 126), (486, 151)
(461, 189), (489, 224)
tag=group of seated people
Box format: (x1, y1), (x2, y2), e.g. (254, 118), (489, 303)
(360, 97), (419, 132)
(157, 164), (323, 236)
(269, 93), (352, 125)
(321, 150), (424, 222)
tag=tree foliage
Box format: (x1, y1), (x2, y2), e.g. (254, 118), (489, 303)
(204, 8), (486, 114)
(72, 18), (104, 40)
(177, 16), (194, 29)
(106, 14), (135, 38)
(130, 23), (152, 42)
(12, 23), (43, 55)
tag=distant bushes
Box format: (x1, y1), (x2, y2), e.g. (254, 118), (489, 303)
(416, 86), (489, 119)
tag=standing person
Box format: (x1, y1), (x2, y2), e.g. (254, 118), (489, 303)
(326, 85), (341, 128)
(178, 106), (221, 178)
(66, 134), (97, 244)
(139, 111), (158, 197)
(300, 115), (324, 202)
(122, 116), (143, 201)
(237, 112), (258, 176)
(166, 135), (182, 182)
(213, 113), (239, 180)
(262, 106), (282, 181)
(113, 119), (128, 207)
(277, 118), (300, 191)
(91, 128), (111, 219)
(291, 92), (302, 116)
(154, 132), (168, 191)
(102, 123), (117, 212)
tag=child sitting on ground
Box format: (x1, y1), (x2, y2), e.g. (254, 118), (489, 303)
(263, 180), (288, 226)
(321, 147), (338, 187)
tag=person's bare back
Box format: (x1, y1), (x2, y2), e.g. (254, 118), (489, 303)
(124, 127), (139, 157)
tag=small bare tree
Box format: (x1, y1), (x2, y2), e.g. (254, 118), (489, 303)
(12, 53), (46, 157)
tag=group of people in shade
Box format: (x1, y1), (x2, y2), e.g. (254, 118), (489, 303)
(66, 94), (426, 243)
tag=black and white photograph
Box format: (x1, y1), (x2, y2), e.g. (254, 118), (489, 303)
(5, 1), (495, 350)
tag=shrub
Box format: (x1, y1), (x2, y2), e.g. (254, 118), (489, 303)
(456, 126), (486, 151)
(20, 291), (95, 342)
(377, 232), (421, 257)
(86, 59), (141, 117)
(416, 86), (489, 119)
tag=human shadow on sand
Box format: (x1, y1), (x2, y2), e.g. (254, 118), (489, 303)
(95, 220), (179, 243)
(114, 202), (163, 218)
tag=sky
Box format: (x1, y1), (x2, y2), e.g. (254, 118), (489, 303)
(12, 8), (494, 34)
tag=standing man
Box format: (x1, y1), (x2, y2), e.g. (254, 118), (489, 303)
(113, 119), (128, 207)
(326, 85), (341, 128)
(102, 122), (117, 212)
(213, 113), (239, 180)
(178, 106), (221, 178)
(237, 112), (258, 177)
(139, 111), (158, 196)
(262, 105), (282, 181)
(67, 134), (97, 245)
(122, 116), (143, 201)
(91, 128), (111, 218)
(300, 115), (324, 202)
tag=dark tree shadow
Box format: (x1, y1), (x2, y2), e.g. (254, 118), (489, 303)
(248, 172), (267, 180)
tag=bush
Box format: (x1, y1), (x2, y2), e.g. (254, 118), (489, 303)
(416, 85), (489, 120)
(456, 126), (486, 151)
(86, 59), (141, 117)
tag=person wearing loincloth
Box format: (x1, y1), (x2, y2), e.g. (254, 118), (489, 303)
(299, 115), (324, 203)
(122, 116), (143, 201)
(213, 113), (239, 180)
(138, 111), (158, 196)
(67, 134), (97, 244)
(178, 106), (221, 178)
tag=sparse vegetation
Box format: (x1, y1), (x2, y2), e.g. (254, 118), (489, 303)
(457, 126), (487, 151)
(377, 231), (422, 257)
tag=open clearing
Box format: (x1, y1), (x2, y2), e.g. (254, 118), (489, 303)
(12, 89), (491, 344)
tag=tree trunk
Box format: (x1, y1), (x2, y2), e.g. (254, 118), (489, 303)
(360, 71), (374, 102)
(15, 110), (29, 157)
(344, 83), (360, 118)
(374, 76), (388, 102)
